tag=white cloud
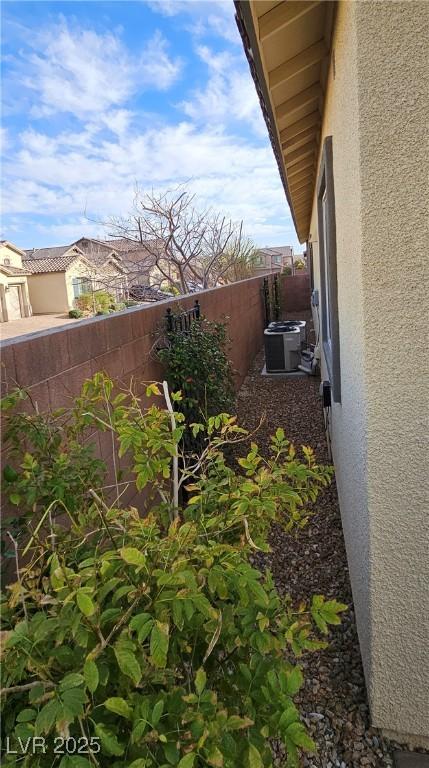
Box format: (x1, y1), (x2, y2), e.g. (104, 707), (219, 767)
(14, 21), (182, 119)
(2, 10), (300, 250)
(178, 46), (266, 136)
(2, 117), (299, 249)
(146, 0), (240, 45)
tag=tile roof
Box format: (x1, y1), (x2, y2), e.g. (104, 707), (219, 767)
(0, 263), (31, 276)
(24, 245), (81, 261)
(23, 254), (81, 273)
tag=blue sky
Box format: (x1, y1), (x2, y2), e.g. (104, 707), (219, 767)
(1, 0), (300, 251)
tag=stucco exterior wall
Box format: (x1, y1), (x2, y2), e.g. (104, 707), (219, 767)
(309, 0), (371, 676)
(0, 244), (32, 321)
(0, 244), (24, 269)
(309, 0), (429, 746)
(354, 0), (429, 745)
(27, 273), (69, 314)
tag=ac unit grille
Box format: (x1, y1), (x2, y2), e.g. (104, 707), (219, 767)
(265, 334), (286, 372)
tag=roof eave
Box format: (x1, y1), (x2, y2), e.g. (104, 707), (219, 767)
(235, 1), (335, 244)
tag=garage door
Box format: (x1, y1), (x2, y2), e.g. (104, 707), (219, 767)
(6, 285), (22, 320)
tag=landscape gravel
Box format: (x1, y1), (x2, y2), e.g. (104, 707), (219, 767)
(233, 314), (422, 767)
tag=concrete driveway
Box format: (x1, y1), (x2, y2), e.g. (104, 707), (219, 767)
(0, 313), (83, 341)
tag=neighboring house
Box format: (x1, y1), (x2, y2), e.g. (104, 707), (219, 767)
(102, 237), (180, 290)
(0, 241), (32, 322)
(236, 0), (428, 749)
(23, 244), (128, 314)
(253, 245), (294, 275)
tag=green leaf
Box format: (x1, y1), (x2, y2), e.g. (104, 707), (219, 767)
(104, 697), (132, 719)
(94, 723), (124, 756)
(247, 744), (263, 768)
(286, 722), (316, 751)
(83, 658), (99, 693)
(114, 639), (142, 685)
(285, 666), (303, 696)
(61, 687), (86, 718)
(279, 704), (299, 731)
(59, 673), (84, 691)
(130, 612), (153, 643)
(152, 699), (164, 726)
(76, 590), (95, 617)
(227, 715), (254, 730)
(195, 667), (206, 696)
(16, 708), (37, 723)
(119, 547), (146, 567)
(35, 699), (59, 734)
(178, 754), (195, 768)
(163, 742), (180, 765)
(128, 760), (149, 768)
(150, 621), (169, 668)
(10, 493), (21, 505)
(206, 746), (224, 767)
(3, 464), (18, 482)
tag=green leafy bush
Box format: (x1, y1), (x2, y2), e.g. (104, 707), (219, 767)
(68, 309), (83, 319)
(75, 291), (113, 315)
(1, 390), (105, 568)
(282, 266), (292, 277)
(0, 376), (344, 768)
(158, 318), (235, 448)
(125, 300), (140, 308)
(293, 260), (305, 271)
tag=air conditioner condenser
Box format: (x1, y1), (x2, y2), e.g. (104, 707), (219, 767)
(264, 326), (301, 372)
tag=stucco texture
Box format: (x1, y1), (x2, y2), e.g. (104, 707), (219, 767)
(355, 0), (429, 745)
(27, 272), (70, 314)
(309, 0), (429, 747)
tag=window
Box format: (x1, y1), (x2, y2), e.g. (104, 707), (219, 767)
(72, 277), (92, 298)
(3, 258), (11, 266)
(316, 136), (341, 403)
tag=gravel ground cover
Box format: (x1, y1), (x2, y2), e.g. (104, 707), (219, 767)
(233, 314), (414, 768)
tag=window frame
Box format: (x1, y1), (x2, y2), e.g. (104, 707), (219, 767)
(316, 136), (341, 403)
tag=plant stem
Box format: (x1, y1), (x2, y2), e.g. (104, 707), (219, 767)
(0, 680), (55, 697)
(6, 532), (28, 624)
(162, 380), (179, 518)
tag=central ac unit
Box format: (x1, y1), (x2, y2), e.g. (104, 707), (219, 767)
(264, 325), (301, 372)
(268, 320), (306, 346)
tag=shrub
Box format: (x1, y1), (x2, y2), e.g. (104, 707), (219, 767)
(0, 376), (344, 768)
(0, 389), (106, 567)
(125, 300), (139, 308)
(293, 260), (305, 271)
(75, 291), (114, 315)
(282, 266), (292, 276)
(68, 309), (83, 319)
(158, 318), (235, 438)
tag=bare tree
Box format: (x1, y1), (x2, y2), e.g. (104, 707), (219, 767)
(103, 187), (258, 294)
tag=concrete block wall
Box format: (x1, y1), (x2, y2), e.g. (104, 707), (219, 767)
(0, 276), (268, 516)
(280, 273), (311, 313)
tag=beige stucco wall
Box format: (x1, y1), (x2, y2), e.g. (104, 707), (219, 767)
(355, 0), (429, 745)
(27, 272), (69, 314)
(309, 0), (429, 746)
(0, 244), (32, 320)
(0, 243), (24, 269)
(64, 260), (95, 310)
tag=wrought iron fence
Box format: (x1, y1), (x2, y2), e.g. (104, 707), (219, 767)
(165, 300), (201, 334)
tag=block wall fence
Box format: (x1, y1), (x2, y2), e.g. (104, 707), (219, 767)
(0, 273), (309, 568)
